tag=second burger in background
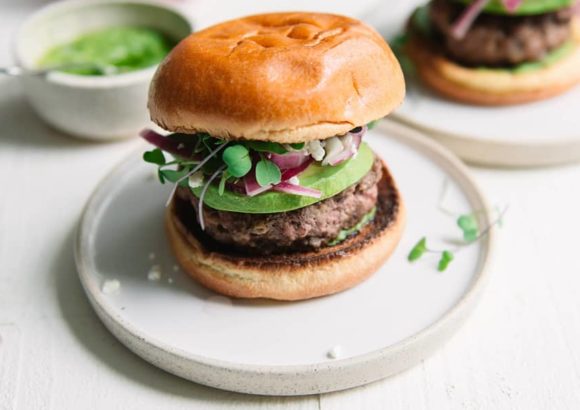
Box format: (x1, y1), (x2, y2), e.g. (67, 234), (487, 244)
(401, 0), (580, 105)
(141, 12), (406, 301)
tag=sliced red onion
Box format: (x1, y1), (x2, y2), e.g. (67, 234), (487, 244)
(502, 0), (522, 12)
(281, 158), (313, 181)
(273, 182), (322, 198)
(269, 151), (310, 169)
(573, 0), (580, 15)
(140, 129), (198, 159)
(451, 0), (490, 40)
(349, 127), (364, 150)
(244, 171), (273, 197)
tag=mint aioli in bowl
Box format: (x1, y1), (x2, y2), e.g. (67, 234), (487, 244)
(38, 26), (176, 75)
(14, 0), (192, 140)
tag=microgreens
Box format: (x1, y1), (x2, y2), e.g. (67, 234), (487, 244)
(289, 143), (305, 150)
(143, 148), (166, 166)
(457, 214), (479, 242)
(408, 237), (427, 262)
(255, 159), (282, 187)
(246, 141), (288, 154)
(222, 145), (252, 178)
(408, 180), (507, 272)
(438, 251), (454, 272)
(367, 120), (380, 130)
(408, 205), (507, 272)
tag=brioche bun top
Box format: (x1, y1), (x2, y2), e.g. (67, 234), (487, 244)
(148, 12), (405, 143)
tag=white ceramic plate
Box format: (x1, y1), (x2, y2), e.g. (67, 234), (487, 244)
(75, 121), (494, 395)
(393, 71), (580, 167)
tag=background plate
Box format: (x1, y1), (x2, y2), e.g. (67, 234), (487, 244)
(75, 121), (494, 395)
(393, 81), (580, 167)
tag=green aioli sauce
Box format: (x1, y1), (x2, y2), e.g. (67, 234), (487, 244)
(39, 26), (175, 75)
(328, 207), (377, 246)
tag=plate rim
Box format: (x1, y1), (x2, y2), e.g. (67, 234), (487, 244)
(392, 84), (580, 167)
(75, 120), (496, 394)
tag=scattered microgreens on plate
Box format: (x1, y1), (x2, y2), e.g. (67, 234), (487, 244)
(408, 207), (506, 272)
(408, 179), (507, 272)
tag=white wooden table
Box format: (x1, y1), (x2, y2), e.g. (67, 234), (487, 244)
(2, 1), (580, 409)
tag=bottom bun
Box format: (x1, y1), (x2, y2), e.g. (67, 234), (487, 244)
(166, 160), (405, 301)
(406, 18), (580, 106)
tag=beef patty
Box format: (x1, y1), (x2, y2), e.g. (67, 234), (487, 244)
(175, 157), (383, 255)
(429, 0), (573, 66)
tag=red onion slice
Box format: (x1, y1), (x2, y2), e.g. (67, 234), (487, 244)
(273, 182), (322, 198)
(451, 0), (490, 40)
(349, 125), (367, 142)
(281, 158), (314, 181)
(140, 129), (199, 159)
(244, 171), (273, 197)
(269, 151), (310, 169)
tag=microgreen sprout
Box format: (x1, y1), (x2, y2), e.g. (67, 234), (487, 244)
(438, 251), (454, 272)
(408, 205), (507, 272)
(457, 213), (479, 242)
(255, 159), (282, 187)
(222, 144), (252, 178)
(409, 180), (508, 272)
(408, 237), (427, 262)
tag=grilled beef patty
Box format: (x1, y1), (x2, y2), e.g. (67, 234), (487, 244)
(175, 158), (382, 255)
(429, 0), (573, 66)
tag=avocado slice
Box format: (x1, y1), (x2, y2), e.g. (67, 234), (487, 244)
(191, 142), (376, 214)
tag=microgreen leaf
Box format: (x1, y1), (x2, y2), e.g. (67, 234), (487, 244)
(143, 148), (166, 165)
(160, 169), (190, 187)
(367, 120), (380, 130)
(255, 159), (281, 187)
(157, 168), (166, 184)
(438, 251), (454, 272)
(222, 145), (252, 178)
(218, 170), (229, 196)
(408, 237), (427, 262)
(457, 214), (479, 242)
(246, 141), (287, 155)
(290, 143), (305, 150)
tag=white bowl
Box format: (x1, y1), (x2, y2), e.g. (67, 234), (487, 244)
(14, 0), (193, 141)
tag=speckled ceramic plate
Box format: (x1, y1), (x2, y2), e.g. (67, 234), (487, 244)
(393, 73), (580, 168)
(75, 120), (494, 395)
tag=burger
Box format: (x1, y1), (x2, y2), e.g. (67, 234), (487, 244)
(400, 0), (580, 105)
(140, 12), (406, 301)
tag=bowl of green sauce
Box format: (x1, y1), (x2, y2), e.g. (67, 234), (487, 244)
(14, 0), (193, 140)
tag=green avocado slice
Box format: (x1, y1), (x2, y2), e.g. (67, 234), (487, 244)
(191, 142), (375, 214)
(454, 0), (574, 15)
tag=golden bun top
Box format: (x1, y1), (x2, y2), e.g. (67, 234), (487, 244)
(148, 12), (405, 143)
